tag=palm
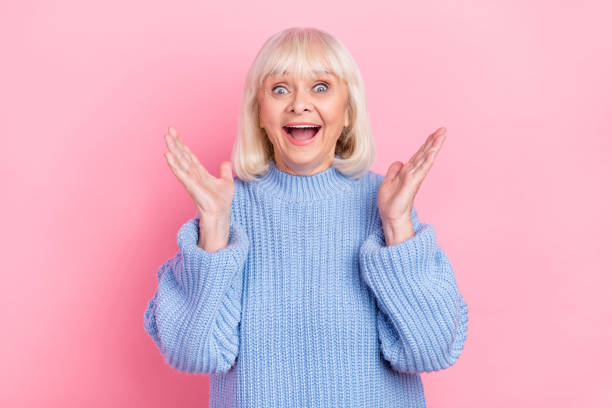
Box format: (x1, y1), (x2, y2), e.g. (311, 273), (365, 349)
(191, 170), (234, 217)
(378, 127), (447, 223)
(164, 126), (235, 219)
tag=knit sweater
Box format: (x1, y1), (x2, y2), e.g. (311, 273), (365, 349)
(144, 160), (468, 408)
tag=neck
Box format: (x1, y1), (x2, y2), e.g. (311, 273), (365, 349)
(255, 157), (356, 202)
(273, 155), (334, 176)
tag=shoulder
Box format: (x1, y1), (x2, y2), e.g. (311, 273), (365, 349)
(357, 169), (385, 196)
(367, 170), (385, 187)
(231, 175), (250, 215)
(233, 175), (247, 198)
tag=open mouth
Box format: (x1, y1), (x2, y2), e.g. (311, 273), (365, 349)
(282, 125), (321, 141)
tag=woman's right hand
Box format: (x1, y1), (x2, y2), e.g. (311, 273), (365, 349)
(164, 126), (234, 251)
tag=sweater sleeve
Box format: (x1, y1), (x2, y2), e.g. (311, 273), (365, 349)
(358, 206), (468, 374)
(143, 215), (249, 374)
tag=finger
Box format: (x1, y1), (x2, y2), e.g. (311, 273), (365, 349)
(219, 161), (233, 181)
(415, 128), (445, 162)
(403, 127), (446, 173)
(405, 136), (430, 166)
(165, 150), (199, 192)
(168, 130), (215, 182)
(165, 134), (191, 173)
(410, 149), (437, 176)
(402, 146), (427, 176)
(177, 137), (205, 172)
(433, 130), (447, 150)
(408, 129), (446, 172)
(417, 132), (445, 169)
(166, 128), (193, 167)
(424, 127), (445, 154)
(169, 126), (188, 152)
(164, 150), (188, 181)
(420, 150), (438, 175)
(421, 128), (443, 152)
(165, 131), (186, 162)
(385, 161), (403, 182)
(167, 126), (195, 169)
(180, 140), (216, 184)
(409, 155), (426, 175)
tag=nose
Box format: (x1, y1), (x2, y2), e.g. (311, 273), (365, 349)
(287, 87), (313, 113)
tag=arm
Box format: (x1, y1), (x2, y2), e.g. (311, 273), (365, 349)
(143, 214), (249, 373)
(359, 206), (468, 374)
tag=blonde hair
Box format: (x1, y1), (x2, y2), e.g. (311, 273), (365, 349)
(231, 27), (376, 182)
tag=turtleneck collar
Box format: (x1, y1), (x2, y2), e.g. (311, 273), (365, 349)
(254, 158), (357, 202)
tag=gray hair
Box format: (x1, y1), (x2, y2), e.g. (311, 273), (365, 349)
(231, 26), (376, 182)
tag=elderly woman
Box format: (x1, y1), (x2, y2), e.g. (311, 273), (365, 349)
(144, 27), (468, 407)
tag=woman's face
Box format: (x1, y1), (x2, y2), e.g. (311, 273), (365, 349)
(257, 67), (350, 176)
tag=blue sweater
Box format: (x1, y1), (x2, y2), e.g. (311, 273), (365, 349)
(144, 160), (468, 407)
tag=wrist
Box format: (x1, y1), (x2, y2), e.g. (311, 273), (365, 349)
(198, 213), (230, 252)
(381, 213), (415, 246)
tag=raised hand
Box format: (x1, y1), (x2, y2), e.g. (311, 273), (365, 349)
(164, 126), (234, 251)
(377, 127), (447, 246)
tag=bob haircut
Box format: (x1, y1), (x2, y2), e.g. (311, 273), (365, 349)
(232, 26), (376, 182)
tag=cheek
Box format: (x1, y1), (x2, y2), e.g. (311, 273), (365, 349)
(327, 98), (347, 118)
(260, 104), (283, 125)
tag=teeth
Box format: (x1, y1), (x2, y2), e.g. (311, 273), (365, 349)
(285, 125), (320, 128)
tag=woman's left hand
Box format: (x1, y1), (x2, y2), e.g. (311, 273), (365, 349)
(378, 127), (447, 246)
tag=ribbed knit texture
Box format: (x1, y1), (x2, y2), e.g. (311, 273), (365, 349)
(144, 160), (468, 407)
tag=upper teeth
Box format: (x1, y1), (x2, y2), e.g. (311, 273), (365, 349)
(286, 125), (319, 128)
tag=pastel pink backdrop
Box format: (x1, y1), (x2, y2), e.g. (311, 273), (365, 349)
(1, 1), (610, 407)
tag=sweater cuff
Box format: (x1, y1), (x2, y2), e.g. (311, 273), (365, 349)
(178, 218), (249, 263)
(359, 223), (438, 286)
(174, 218), (250, 295)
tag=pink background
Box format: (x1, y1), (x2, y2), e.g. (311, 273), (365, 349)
(2, 1), (610, 407)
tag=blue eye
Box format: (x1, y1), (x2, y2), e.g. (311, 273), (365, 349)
(314, 83), (328, 92)
(272, 83), (328, 95)
(272, 86), (288, 95)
